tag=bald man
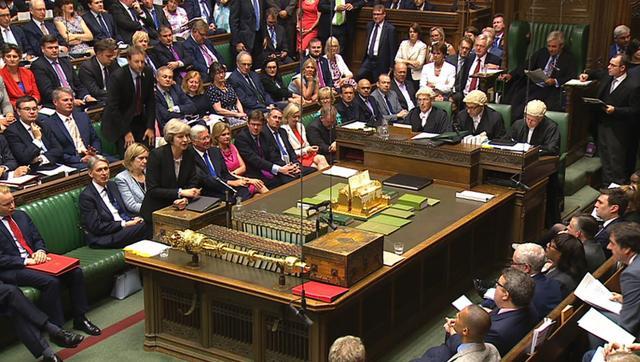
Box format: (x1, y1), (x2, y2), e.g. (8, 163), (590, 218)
(353, 78), (382, 126)
(449, 305), (500, 361)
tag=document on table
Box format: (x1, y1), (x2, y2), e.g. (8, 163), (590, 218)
(411, 132), (440, 140)
(489, 142), (531, 152)
(322, 166), (359, 178)
(124, 240), (171, 258)
(578, 308), (635, 345)
(0, 174), (37, 186)
(452, 294), (473, 311)
(37, 164), (77, 176)
(574, 273), (622, 314)
(383, 251), (405, 267)
(341, 121), (368, 130)
(565, 79), (593, 86)
(392, 123), (412, 129)
(456, 190), (495, 202)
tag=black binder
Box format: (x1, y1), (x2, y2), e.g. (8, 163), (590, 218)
(186, 196), (221, 213)
(383, 174), (433, 191)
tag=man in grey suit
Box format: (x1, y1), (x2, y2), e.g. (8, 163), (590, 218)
(371, 74), (408, 123)
(445, 304), (500, 362)
(608, 222), (640, 337)
(566, 214), (606, 273)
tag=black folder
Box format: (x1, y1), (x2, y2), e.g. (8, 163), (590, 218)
(383, 174), (433, 191)
(186, 196), (221, 213)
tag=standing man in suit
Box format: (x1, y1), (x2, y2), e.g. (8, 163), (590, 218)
(305, 38), (333, 88)
(318, 0), (363, 48)
(141, 0), (170, 34)
(263, 8), (291, 64)
(0, 186), (101, 335)
(404, 87), (451, 133)
(307, 105), (337, 161)
(579, 54), (640, 186)
(267, 0), (296, 56)
(183, 0), (225, 34)
(353, 78), (381, 125)
(101, 46), (156, 154)
(335, 84), (357, 123)
(79, 38), (119, 102)
(609, 25), (631, 59)
(0, 4), (29, 51)
(230, 0), (265, 67)
(182, 19), (223, 82)
(79, 156), (151, 248)
(371, 74), (408, 123)
(454, 90), (506, 139)
(47, 88), (111, 169)
(593, 188), (627, 254)
(111, 0), (158, 44)
(30, 35), (95, 107)
(228, 51), (275, 112)
(150, 26), (193, 81)
(5, 96), (63, 170)
(453, 33), (501, 107)
(82, 0), (122, 43)
(390, 62), (416, 111)
(357, 4), (396, 82)
(22, 0), (67, 57)
(155, 66), (196, 129)
(190, 125), (253, 200)
(386, 0), (415, 9)
(507, 100), (560, 156)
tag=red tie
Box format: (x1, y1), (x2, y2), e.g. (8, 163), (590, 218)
(469, 58), (482, 91)
(5, 216), (33, 255)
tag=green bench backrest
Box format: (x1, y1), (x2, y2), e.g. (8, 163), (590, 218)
(487, 103), (513, 130)
(93, 122), (118, 158)
(302, 112), (317, 127)
(18, 188), (84, 255)
(282, 72), (295, 88)
(215, 43), (234, 69)
(432, 101), (452, 119)
(545, 111), (569, 156)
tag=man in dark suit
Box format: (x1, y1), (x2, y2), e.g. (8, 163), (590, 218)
(418, 268), (536, 360)
(0, 4), (29, 51)
(78, 38), (120, 102)
(307, 105), (337, 161)
(267, 0), (296, 55)
(0, 134), (29, 179)
(336, 84), (357, 123)
(453, 34), (501, 108)
(507, 100), (560, 156)
(141, 0), (170, 35)
(5, 96), (63, 170)
(318, 0), (363, 47)
(31, 35), (95, 107)
(446, 36), (473, 82)
(82, 0), (122, 43)
(262, 108), (315, 178)
(235, 110), (305, 189)
(101, 46), (156, 154)
(593, 188), (626, 255)
(404, 87), (451, 133)
(371, 74), (408, 123)
(580, 54), (640, 186)
(230, 0), (265, 66)
(190, 125), (253, 200)
(353, 78), (381, 126)
(608, 223), (640, 337)
(454, 90), (506, 139)
(385, 0), (415, 9)
(228, 51), (275, 112)
(609, 25), (631, 59)
(182, 19), (223, 82)
(357, 4), (396, 82)
(305, 38), (333, 88)
(149, 26), (193, 81)
(0, 281), (85, 361)
(263, 8), (291, 64)
(567, 214), (606, 273)
(183, 0), (225, 34)
(111, 0), (158, 44)
(390, 63), (416, 111)
(155, 66), (196, 129)
(22, 0), (67, 57)
(79, 156), (151, 248)
(47, 88), (111, 169)
(0, 186), (101, 335)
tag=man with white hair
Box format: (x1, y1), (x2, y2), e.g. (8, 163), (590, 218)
(453, 89), (505, 139)
(404, 87), (451, 133)
(610, 25), (631, 58)
(328, 335), (365, 362)
(507, 100), (560, 156)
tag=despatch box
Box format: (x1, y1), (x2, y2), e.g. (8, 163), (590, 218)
(302, 228), (383, 287)
(152, 204), (227, 241)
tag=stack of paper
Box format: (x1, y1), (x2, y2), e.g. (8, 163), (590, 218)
(322, 166), (359, 178)
(37, 164), (77, 176)
(341, 121), (368, 130)
(0, 174), (38, 187)
(452, 294), (473, 311)
(397, 194), (429, 210)
(411, 132), (439, 140)
(456, 191), (495, 202)
(574, 273), (622, 314)
(124, 240), (171, 257)
(578, 308), (635, 344)
(490, 142), (531, 152)
(383, 251), (405, 266)
(529, 318), (556, 354)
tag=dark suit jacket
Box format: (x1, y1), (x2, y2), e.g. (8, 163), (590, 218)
(30, 56), (88, 106)
(183, 0), (214, 22)
(353, 95), (381, 126)
(455, 52), (502, 94)
(227, 70), (275, 112)
(78, 56), (120, 101)
(590, 70), (640, 125)
(335, 101), (357, 123)
(4, 119), (63, 168)
(47, 111), (101, 167)
(454, 107), (506, 139)
(149, 41), (193, 72)
(385, 0), (416, 9)
(101, 65), (156, 143)
(508, 116), (561, 156)
(192, 146), (238, 197)
(594, 217), (623, 252)
(140, 144), (200, 222)
(0, 135), (17, 179)
(260, 73), (292, 102)
(82, 11), (121, 42)
(510, 48), (576, 87)
(0, 25), (28, 53)
(390, 78), (416, 111)
(405, 107), (452, 133)
(620, 255), (640, 337)
(79, 181), (129, 247)
(0, 210), (46, 272)
(363, 20), (396, 74)
(111, 1), (157, 44)
(234, 127), (280, 179)
(306, 119), (335, 157)
(21, 20), (66, 57)
(144, 5), (170, 32)
(263, 23), (289, 56)
(531, 273), (563, 318)
(182, 36), (224, 82)
(155, 85), (197, 128)
(545, 268), (577, 298)
(229, 0), (265, 51)
(303, 55), (334, 88)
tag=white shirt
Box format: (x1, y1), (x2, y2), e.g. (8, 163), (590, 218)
(1, 26), (16, 45)
(419, 109), (432, 128)
(472, 110), (483, 130)
(527, 127), (534, 144)
(368, 21), (384, 56)
(19, 120), (49, 164)
(463, 54), (487, 94)
(610, 73), (627, 93)
(394, 79), (414, 110)
(56, 112), (86, 154)
(1, 217), (29, 259)
(93, 181), (125, 226)
(419, 61), (456, 95)
(174, 157), (182, 179)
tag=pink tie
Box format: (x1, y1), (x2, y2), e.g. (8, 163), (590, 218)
(53, 61), (70, 89)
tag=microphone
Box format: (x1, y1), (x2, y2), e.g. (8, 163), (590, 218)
(214, 176), (237, 194)
(289, 303), (313, 326)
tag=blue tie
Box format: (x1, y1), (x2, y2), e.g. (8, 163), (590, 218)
(105, 186), (131, 221)
(273, 131), (288, 159)
(203, 151), (217, 177)
(252, 0), (260, 31)
(151, 9), (159, 29)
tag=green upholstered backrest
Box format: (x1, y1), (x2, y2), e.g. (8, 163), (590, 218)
(487, 103), (513, 130)
(507, 21), (589, 76)
(302, 112), (317, 127)
(545, 111), (569, 156)
(432, 101), (452, 119)
(282, 72), (296, 88)
(215, 43), (234, 69)
(18, 188), (84, 255)
(93, 122), (118, 158)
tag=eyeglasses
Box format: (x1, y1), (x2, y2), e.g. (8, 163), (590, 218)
(495, 280), (507, 291)
(19, 107), (39, 112)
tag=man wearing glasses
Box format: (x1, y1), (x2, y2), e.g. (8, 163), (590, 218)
(183, 19), (223, 82)
(228, 51), (275, 113)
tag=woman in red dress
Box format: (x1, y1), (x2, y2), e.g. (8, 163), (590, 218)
(297, 0), (320, 51)
(281, 102), (328, 169)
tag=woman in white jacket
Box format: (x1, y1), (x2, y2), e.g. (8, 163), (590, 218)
(395, 23), (427, 88)
(281, 103), (328, 170)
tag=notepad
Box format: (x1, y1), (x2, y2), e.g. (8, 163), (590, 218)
(356, 221), (400, 235)
(397, 194), (428, 210)
(427, 198), (441, 206)
(124, 240), (171, 258)
(390, 203), (415, 212)
(380, 208), (414, 219)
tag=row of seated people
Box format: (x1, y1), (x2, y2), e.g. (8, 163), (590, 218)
(415, 182), (640, 361)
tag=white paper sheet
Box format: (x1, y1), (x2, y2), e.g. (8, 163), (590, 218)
(37, 164), (77, 176)
(383, 251), (405, 267)
(530, 318), (556, 354)
(574, 273), (622, 314)
(322, 165), (359, 178)
(565, 79), (593, 86)
(578, 308), (635, 345)
(489, 142), (531, 152)
(411, 132), (439, 140)
(455, 190), (495, 202)
(124, 240), (171, 258)
(341, 121), (368, 130)
(590, 346), (605, 362)
(0, 174), (37, 186)
(452, 295), (473, 311)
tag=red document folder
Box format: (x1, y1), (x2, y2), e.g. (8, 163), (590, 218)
(26, 254), (80, 276)
(292, 281), (349, 302)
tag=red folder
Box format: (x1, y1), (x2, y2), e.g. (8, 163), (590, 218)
(26, 254), (80, 276)
(291, 281), (349, 303)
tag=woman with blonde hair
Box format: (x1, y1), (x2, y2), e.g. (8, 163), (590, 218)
(115, 143), (149, 214)
(324, 36), (353, 89)
(427, 26), (455, 61)
(288, 58), (319, 106)
(281, 102), (328, 169)
(181, 71), (211, 117)
(211, 122), (268, 195)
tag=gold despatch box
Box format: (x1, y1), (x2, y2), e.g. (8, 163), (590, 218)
(302, 227), (383, 287)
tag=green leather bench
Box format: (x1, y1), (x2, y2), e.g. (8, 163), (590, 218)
(93, 121), (118, 158)
(433, 101), (453, 119)
(215, 42), (234, 70)
(487, 103), (513, 130)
